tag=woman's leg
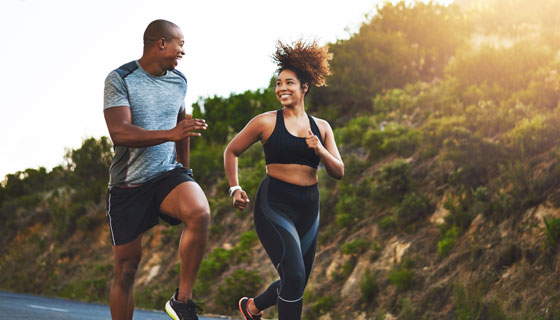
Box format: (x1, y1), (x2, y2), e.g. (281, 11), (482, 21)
(252, 177), (308, 320)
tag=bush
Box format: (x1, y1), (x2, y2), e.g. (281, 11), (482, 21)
(454, 282), (507, 320)
(379, 216), (396, 230)
(372, 159), (412, 205)
(394, 192), (432, 228)
(342, 239), (369, 256)
(443, 193), (474, 231)
(437, 226), (461, 256)
(504, 115), (560, 158)
(215, 269), (262, 314)
(310, 296), (335, 317)
(544, 217), (560, 250)
(399, 297), (416, 320)
(360, 270), (379, 302)
(389, 263), (415, 291)
(194, 248), (234, 294)
(335, 194), (365, 228)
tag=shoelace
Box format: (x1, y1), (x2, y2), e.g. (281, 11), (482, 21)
(176, 301), (203, 320)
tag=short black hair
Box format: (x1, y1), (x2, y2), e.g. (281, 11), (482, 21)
(143, 19), (180, 47)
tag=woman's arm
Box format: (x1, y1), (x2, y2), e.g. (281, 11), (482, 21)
(224, 114), (270, 209)
(306, 119), (344, 179)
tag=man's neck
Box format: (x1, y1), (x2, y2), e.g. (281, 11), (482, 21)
(138, 56), (166, 76)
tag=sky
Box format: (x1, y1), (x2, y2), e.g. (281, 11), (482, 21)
(0, 0), (453, 180)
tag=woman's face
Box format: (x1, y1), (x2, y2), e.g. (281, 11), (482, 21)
(275, 69), (307, 107)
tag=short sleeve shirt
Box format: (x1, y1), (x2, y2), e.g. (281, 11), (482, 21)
(103, 60), (187, 187)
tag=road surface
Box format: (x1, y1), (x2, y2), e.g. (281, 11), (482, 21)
(0, 290), (228, 319)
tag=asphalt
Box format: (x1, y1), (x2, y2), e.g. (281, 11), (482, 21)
(0, 290), (227, 319)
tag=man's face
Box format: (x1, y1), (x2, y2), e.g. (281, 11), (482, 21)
(161, 28), (185, 70)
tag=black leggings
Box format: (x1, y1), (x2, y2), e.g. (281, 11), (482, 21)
(252, 175), (320, 320)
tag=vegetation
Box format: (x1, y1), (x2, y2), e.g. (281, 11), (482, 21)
(2, 0), (560, 318)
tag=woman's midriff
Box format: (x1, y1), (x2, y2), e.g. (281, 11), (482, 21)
(265, 163), (318, 186)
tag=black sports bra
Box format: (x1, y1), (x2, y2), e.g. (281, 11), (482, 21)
(263, 109), (324, 169)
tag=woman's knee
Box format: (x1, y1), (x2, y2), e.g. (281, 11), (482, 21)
(280, 269), (306, 299)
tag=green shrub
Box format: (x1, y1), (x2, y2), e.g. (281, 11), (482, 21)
(310, 296), (335, 317)
(544, 217), (560, 250)
(438, 226), (461, 256)
(505, 114), (560, 158)
(360, 270), (379, 302)
(453, 282), (507, 320)
(372, 159), (412, 205)
(215, 269), (262, 314)
(341, 260), (357, 277)
(238, 230), (258, 251)
(389, 264), (415, 291)
(399, 297), (416, 320)
(194, 247), (234, 294)
(342, 239), (369, 256)
(394, 192), (432, 228)
(379, 216), (396, 230)
(335, 194), (364, 228)
(443, 194), (474, 231)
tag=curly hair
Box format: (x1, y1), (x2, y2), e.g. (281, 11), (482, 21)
(272, 39), (332, 87)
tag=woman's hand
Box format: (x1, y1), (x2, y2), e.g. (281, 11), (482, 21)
(233, 189), (250, 210)
(305, 128), (325, 156)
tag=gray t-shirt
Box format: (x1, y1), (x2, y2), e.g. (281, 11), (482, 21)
(103, 60), (187, 187)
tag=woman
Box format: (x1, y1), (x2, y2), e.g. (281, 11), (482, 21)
(223, 40), (344, 320)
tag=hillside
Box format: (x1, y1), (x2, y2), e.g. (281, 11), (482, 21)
(2, 1), (560, 319)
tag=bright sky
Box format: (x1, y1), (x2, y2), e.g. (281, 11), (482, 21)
(0, 0), (453, 179)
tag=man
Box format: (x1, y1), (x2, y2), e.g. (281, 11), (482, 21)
(103, 19), (210, 320)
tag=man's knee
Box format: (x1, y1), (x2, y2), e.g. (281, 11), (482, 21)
(114, 254), (142, 288)
(180, 204), (210, 228)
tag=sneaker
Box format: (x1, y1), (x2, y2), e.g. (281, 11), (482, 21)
(165, 289), (202, 320)
(238, 297), (262, 320)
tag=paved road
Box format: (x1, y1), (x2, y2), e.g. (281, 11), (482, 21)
(0, 290), (227, 319)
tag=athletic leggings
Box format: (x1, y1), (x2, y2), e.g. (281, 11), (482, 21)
(252, 175), (320, 320)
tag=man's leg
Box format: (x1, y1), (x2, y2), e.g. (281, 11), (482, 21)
(110, 235), (142, 320)
(160, 181), (210, 302)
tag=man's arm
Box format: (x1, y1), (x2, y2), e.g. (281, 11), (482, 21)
(175, 111), (190, 168)
(104, 106), (206, 148)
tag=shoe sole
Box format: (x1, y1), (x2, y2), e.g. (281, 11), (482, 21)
(165, 301), (180, 320)
(238, 297), (250, 320)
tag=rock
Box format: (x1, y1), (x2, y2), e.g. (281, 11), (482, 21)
(371, 237), (411, 271)
(384, 313), (397, 320)
(532, 205), (560, 229)
(466, 214), (484, 237)
(430, 200), (450, 225)
(341, 258), (369, 298)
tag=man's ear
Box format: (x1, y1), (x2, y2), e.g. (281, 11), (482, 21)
(302, 83), (309, 93)
(159, 38), (166, 50)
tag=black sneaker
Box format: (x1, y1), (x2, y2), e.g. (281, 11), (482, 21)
(238, 297), (262, 320)
(165, 289), (202, 320)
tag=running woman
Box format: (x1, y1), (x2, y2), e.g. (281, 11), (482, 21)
(224, 40), (344, 320)
(103, 19), (210, 320)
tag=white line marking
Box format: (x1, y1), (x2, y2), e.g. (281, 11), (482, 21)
(28, 304), (69, 312)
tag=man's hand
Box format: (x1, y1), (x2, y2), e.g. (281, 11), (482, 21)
(169, 114), (208, 142)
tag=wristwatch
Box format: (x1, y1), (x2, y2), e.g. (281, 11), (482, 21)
(229, 186), (242, 197)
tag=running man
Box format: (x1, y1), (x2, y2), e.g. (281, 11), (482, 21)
(103, 19), (210, 320)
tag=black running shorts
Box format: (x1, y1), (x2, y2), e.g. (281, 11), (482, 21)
(105, 166), (195, 246)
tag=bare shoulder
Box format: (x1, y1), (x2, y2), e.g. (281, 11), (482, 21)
(310, 116), (333, 133)
(248, 110), (277, 129)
